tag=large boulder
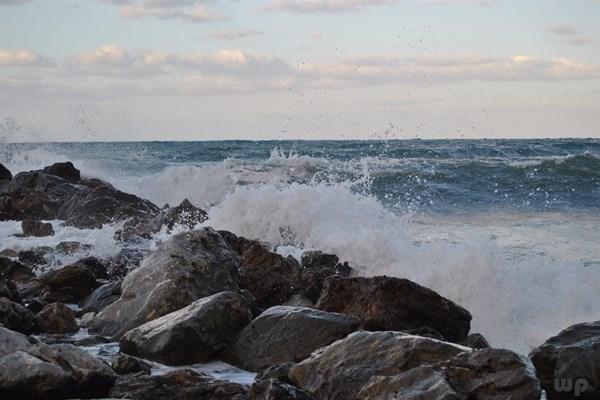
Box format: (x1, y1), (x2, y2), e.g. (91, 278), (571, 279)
(81, 280), (121, 313)
(111, 354), (152, 375)
(252, 378), (315, 400)
(316, 276), (472, 343)
(530, 320), (600, 400)
(90, 228), (241, 338)
(0, 163), (12, 182)
(0, 326), (32, 357)
(299, 251), (352, 303)
(21, 220), (54, 237)
(229, 306), (360, 372)
(0, 257), (34, 283)
(120, 291), (252, 365)
(289, 331), (470, 400)
(42, 161), (80, 182)
(109, 369), (249, 400)
(0, 297), (36, 334)
(34, 303), (78, 334)
(0, 280), (21, 303)
(36, 263), (99, 302)
(357, 348), (541, 400)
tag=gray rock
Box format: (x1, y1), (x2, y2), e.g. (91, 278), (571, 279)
(120, 291), (252, 365)
(35, 302), (78, 334)
(0, 256), (34, 283)
(357, 348), (541, 400)
(289, 331), (470, 400)
(37, 263), (99, 303)
(252, 378), (315, 400)
(530, 320), (600, 400)
(82, 280), (122, 313)
(300, 251), (352, 303)
(111, 354), (152, 375)
(459, 333), (490, 349)
(229, 306), (360, 372)
(0, 297), (36, 334)
(91, 229), (240, 339)
(316, 275), (472, 343)
(0, 280), (21, 303)
(0, 326), (32, 357)
(21, 220), (54, 237)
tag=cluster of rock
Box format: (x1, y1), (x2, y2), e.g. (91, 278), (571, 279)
(0, 161), (599, 400)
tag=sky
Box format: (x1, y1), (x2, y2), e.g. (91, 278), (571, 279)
(0, 0), (599, 141)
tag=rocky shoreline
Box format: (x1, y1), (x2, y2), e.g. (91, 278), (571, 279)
(0, 161), (598, 399)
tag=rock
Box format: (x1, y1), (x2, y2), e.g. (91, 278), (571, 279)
(25, 297), (47, 314)
(34, 303), (78, 334)
(0, 163), (12, 182)
(55, 241), (93, 255)
(79, 311), (96, 326)
(256, 363), (295, 384)
(0, 297), (36, 334)
(108, 248), (148, 278)
(120, 291), (252, 365)
(460, 333), (490, 349)
(0, 280), (21, 303)
(42, 161), (81, 181)
(37, 263), (99, 302)
(82, 280), (122, 313)
(530, 320), (600, 400)
(289, 331), (470, 400)
(21, 219), (54, 237)
(72, 256), (108, 279)
(17, 246), (52, 268)
(111, 354), (152, 375)
(229, 306), (360, 372)
(0, 256), (34, 283)
(357, 348), (541, 400)
(316, 276), (472, 343)
(0, 326), (32, 357)
(109, 369), (249, 400)
(91, 229), (240, 339)
(300, 251), (352, 303)
(283, 294), (314, 308)
(0, 248), (18, 258)
(252, 379), (315, 400)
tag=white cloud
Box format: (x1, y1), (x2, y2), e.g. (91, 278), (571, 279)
(114, 0), (227, 22)
(208, 29), (263, 40)
(265, 0), (395, 13)
(0, 50), (54, 67)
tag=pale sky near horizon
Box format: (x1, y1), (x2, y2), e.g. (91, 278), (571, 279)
(0, 0), (599, 142)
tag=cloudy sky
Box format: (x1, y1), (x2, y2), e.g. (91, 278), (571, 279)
(0, 0), (599, 141)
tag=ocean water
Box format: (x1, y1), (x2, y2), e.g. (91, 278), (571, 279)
(1, 139), (600, 354)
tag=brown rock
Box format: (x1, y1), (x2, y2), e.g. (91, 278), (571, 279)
(35, 303), (78, 334)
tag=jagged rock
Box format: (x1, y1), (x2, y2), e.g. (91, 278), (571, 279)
(17, 247), (53, 268)
(37, 263), (99, 302)
(289, 331), (470, 400)
(300, 251), (352, 303)
(252, 379), (315, 400)
(91, 229), (240, 339)
(55, 241), (92, 255)
(107, 248), (148, 278)
(0, 256), (34, 283)
(228, 306), (360, 372)
(460, 333), (490, 349)
(120, 291), (252, 365)
(111, 354), (152, 375)
(82, 280), (121, 313)
(0, 297), (36, 334)
(34, 303), (78, 334)
(42, 161), (81, 182)
(0, 280), (21, 303)
(0, 326), (32, 357)
(256, 363), (295, 384)
(0, 163), (12, 182)
(530, 320), (600, 400)
(109, 369), (249, 400)
(316, 276), (472, 343)
(357, 348), (541, 400)
(21, 219), (55, 237)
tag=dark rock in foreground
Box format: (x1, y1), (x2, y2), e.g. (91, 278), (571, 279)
(42, 161), (80, 182)
(0, 326), (32, 357)
(316, 275), (472, 343)
(228, 306), (360, 372)
(0, 280), (22, 303)
(111, 354), (152, 375)
(81, 280), (122, 313)
(109, 369), (249, 400)
(289, 331), (469, 400)
(0, 257), (34, 283)
(0, 297), (36, 334)
(21, 220), (55, 237)
(91, 228), (240, 338)
(530, 320), (600, 400)
(0, 163), (12, 182)
(34, 302), (78, 334)
(120, 291), (252, 365)
(35, 262), (99, 303)
(300, 251), (352, 303)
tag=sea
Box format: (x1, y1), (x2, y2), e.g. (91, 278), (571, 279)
(1, 139), (600, 355)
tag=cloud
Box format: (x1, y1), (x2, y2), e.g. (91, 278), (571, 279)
(107, 0), (227, 22)
(0, 0), (34, 5)
(0, 50), (54, 67)
(208, 29), (263, 40)
(546, 24), (577, 36)
(546, 24), (596, 46)
(265, 0), (395, 13)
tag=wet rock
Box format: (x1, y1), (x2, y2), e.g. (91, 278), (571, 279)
(42, 161), (81, 182)
(21, 219), (54, 237)
(0, 256), (34, 283)
(0, 249), (18, 258)
(0, 163), (12, 182)
(107, 248), (148, 279)
(111, 354), (152, 375)
(460, 333), (490, 349)
(0, 326), (32, 357)
(17, 246), (53, 268)
(37, 263), (99, 303)
(289, 331), (470, 400)
(530, 320), (600, 400)
(0, 280), (21, 303)
(72, 256), (108, 279)
(300, 251), (352, 303)
(357, 348), (541, 400)
(120, 291), (252, 365)
(91, 229), (240, 338)
(252, 378), (315, 400)
(316, 276), (472, 343)
(82, 280), (122, 313)
(55, 241), (93, 255)
(0, 297), (36, 334)
(35, 303), (78, 334)
(79, 311), (96, 326)
(229, 306), (360, 372)
(109, 369), (249, 400)
(25, 297), (47, 314)
(256, 363), (295, 384)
